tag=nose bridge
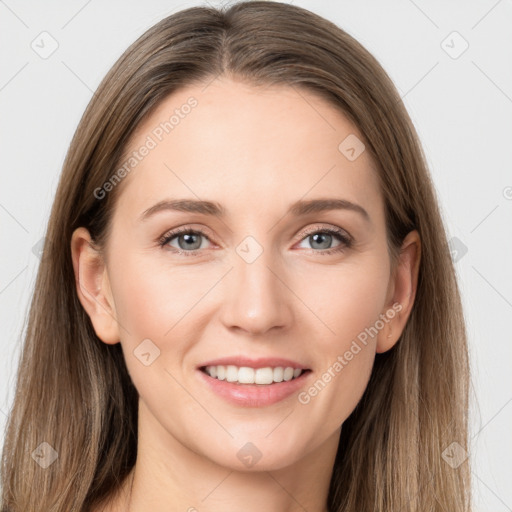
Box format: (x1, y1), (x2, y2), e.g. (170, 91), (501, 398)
(220, 234), (292, 334)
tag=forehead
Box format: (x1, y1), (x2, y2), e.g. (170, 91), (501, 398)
(113, 77), (383, 224)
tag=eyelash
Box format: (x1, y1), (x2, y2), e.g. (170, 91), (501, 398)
(158, 225), (353, 257)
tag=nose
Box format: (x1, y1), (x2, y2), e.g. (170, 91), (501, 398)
(219, 246), (294, 336)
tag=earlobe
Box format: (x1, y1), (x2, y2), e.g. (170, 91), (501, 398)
(376, 229), (421, 354)
(70, 227), (120, 344)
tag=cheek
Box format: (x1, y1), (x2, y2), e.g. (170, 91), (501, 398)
(292, 258), (388, 428)
(106, 254), (224, 397)
(292, 255), (389, 347)
(106, 254), (206, 403)
(108, 252), (212, 341)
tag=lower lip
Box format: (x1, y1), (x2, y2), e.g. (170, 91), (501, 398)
(197, 368), (312, 407)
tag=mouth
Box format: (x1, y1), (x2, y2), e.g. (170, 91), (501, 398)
(199, 365), (311, 385)
(196, 358), (313, 407)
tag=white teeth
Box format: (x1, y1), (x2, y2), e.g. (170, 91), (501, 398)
(238, 367), (255, 384)
(255, 367), (273, 385)
(226, 365), (238, 382)
(204, 365), (305, 385)
(283, 367), (294, 381)
(273, 367), (284, 382)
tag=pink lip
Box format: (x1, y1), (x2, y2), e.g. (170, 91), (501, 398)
(196, 368), (313, 407)
(198, 356), (309, 370)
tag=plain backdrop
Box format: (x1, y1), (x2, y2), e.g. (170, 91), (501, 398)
(1, 0), (511, 510)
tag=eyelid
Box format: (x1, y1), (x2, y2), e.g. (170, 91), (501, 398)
(298, 223), (352, 243)
(158, 223), (353, 255)
(157, 224), (214, 254)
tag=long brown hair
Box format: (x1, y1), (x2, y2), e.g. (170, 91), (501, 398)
(1, 2), (471, 510)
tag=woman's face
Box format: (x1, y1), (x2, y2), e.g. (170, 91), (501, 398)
(75, 77), (417, 471)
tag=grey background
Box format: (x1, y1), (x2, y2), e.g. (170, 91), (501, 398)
(1, 0), (511, 509)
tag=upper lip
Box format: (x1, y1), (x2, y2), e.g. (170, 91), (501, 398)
(198, 356), (310, 370)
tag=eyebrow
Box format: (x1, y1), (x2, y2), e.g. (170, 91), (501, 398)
(139, 197), (371, 223)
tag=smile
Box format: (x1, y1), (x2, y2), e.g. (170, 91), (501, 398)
(201, 365), (306, 385)
(197, 366), (312, 407)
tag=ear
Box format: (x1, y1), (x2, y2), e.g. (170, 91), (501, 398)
(70, 227), (120, 344)
(376, 229), (421, 353)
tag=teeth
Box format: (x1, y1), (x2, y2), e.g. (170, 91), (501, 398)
(226, 365), (238, 382)
(283, 367), (294, 381)
(255, 367), (273, 384)
(273, 367), (283, 382)
(204, 365), (305, 385)
(238, 366), (255, 384)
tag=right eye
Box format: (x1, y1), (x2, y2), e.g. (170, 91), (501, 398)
(159, 227), (214, 256)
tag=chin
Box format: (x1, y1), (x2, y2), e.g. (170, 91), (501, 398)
(201, 435), (309, 472)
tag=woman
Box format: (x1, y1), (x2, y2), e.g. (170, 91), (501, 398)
(0, 2), (471, 511)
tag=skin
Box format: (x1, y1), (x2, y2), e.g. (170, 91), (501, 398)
(71, 76), (421, 512)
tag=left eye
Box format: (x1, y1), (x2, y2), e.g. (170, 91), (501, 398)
(298, 230), (344, 251)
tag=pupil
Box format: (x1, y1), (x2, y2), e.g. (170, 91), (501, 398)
(180, 233), (201, 250)
(312, 233), (331, 249)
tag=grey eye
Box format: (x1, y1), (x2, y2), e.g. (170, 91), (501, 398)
(175, 232), (204, 250)
(308, 232), (334, 250)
